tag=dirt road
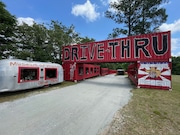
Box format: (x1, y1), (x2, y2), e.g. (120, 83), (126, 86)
(0, 74), (132, 135)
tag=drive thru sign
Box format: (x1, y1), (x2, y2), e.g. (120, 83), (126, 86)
(62, 31), (171, 90)
(63, 31), (170, 63)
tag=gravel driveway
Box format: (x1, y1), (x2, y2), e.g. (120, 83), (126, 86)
(0, 74), (132, 135)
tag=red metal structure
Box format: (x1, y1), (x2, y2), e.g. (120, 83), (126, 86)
(100, 68), (109, 76)
(108, 69), (117, 74)
(63, 63), (100, 81)
(137, 61), (171, 90)
(62, 31), (171, 90)
(127, 62), (138, 85)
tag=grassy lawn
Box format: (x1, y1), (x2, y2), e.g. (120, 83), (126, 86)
(107, 75), (180, 135)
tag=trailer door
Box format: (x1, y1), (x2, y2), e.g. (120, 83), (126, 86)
(40, 68), (44, 81)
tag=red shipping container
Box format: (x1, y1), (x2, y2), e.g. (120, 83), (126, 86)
(137, 61), (172, 90)
(62, 31), (172, 90)
(63, 63), (100, 81)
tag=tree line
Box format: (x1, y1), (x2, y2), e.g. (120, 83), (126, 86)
(99, 58), (180, 75)
(172, 56), (180, 75)
(0, 2), (95, 64)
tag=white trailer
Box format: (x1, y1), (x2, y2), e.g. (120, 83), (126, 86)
(0, 59), (64, 92)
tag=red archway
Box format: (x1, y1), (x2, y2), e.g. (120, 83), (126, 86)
(62, 31), (171, 90)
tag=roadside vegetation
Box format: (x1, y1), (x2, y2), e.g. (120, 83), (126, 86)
(0, 1), (95, 63)
(104, 75), (180, 135)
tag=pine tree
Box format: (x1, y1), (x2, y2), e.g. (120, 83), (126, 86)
(106, 0), (168, 38)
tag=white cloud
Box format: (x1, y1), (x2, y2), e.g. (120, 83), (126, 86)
(106, 0), (122, 14)
(100, 0), (119, 6)
(176, 52), (180, 56)
(17, 17), (49, 27)
(172, 51), (180, 57)
(159, 1), (172, 8)
(171, 38), (180, 51)
(159, 19), (180, 34)
(172, 52), (180, 57)
(171, 38), (180, 56)
(100, 0), (108, 6)
(17, 17), (35, 26)
(159, 19), (180, 56)
(71, 0), (100, 22)
(171, 39), (180, 56)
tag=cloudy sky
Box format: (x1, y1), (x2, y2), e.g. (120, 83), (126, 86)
(2, 0), (180, 56)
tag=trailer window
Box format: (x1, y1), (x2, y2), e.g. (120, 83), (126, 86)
(45, 68), (57, 79)
(19, 68), (39, 82)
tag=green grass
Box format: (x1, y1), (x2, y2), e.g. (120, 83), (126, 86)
(106, 75), (180, 135)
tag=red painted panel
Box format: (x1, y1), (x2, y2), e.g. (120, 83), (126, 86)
(101, 68), (109, 76)
(63, 31), (171, 63)
(62, 62), (76, 81)
(127, 62), (138, 85)
(108, 70), (117, 74)
(82, 64), (100, 79)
